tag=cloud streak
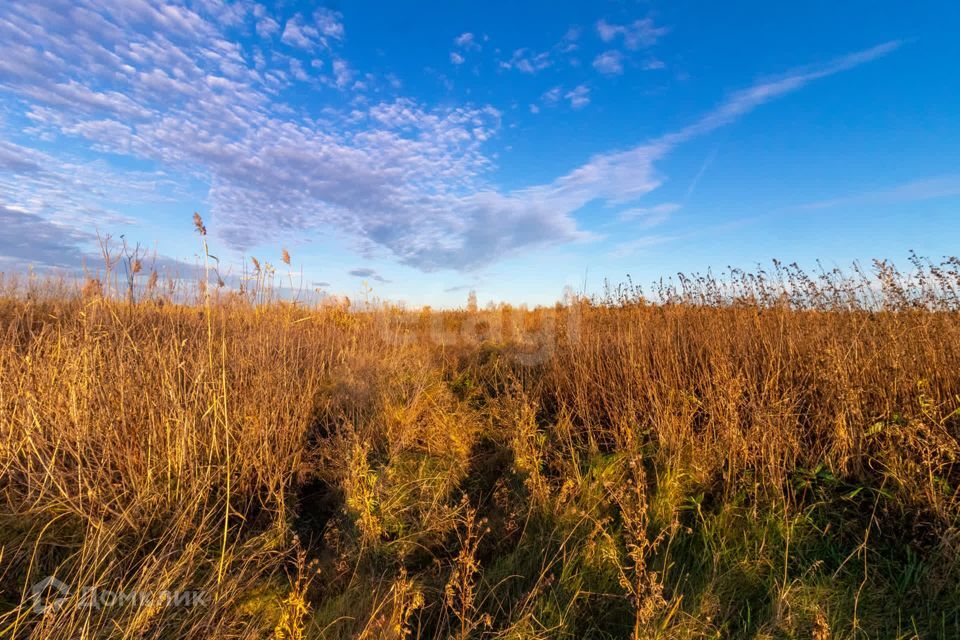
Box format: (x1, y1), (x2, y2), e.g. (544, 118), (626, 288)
(348, 267), (391, 283)
(618, 203), (681, 227)
(800, 174), (960, 209)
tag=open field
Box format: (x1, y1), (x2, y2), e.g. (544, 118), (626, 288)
(1, 258), (959, 639)
(1, 1), (955, 638)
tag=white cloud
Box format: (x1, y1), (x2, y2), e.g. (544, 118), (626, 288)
(560, 26), (581, 52)
(0, 140), (46, 173)
(565, 85), (590, 109)
(0, 138), (182, 229)
(19, 80), (152, 119)
(454, 32), (480, 50)
(500, 48), (552, 74)
(281, 14), (317, 49)
(255, 16), (280, 38)
(281, 8), (344, 51)
(596, 18), (668, 50)
(315, 8), (345, 41)
(593, 50), (624, 75)
(541, 86), (563, 107)
(332, 58), (351, 88)
(497, 28), (584, 74)
(450, 51), (465, 65)
(289, 58), (309, 81)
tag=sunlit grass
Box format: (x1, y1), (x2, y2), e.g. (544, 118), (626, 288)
(0, 238), (958, 638)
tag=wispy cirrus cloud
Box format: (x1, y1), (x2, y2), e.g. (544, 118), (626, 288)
(618, 203), (681, 226)
(609, 233), (679, 258)
(658, 40), (902, 148)
(799, 174), (960, 209)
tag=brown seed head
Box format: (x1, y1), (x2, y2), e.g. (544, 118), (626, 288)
(281, 248), (291, 265)
(192, 212), (207, 236)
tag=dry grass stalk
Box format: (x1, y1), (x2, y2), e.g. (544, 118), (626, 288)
(0, 244), (957, 639)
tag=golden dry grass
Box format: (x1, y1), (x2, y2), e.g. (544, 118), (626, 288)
(0, 252), (958, 639)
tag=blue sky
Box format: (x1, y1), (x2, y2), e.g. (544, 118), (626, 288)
(0, 1), (958, 306)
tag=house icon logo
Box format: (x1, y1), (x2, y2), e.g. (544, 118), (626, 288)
(30, 576), (71, 614)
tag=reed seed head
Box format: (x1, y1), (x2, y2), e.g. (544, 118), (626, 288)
(193, 212), (207, 236)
